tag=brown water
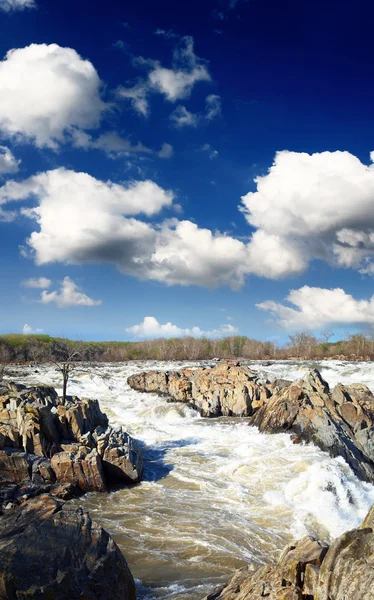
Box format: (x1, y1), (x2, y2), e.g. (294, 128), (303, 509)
(12, 360), (374, 599)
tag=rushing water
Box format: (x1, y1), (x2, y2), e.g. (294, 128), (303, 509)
(8, 360), (374, 599)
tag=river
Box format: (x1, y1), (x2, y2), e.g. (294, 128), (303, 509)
(10, 360), (374, 599)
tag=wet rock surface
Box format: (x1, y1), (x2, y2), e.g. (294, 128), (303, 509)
(202, 505), (374, 600)
(0, 493), (136, 600)
(129, 364), (374, 483)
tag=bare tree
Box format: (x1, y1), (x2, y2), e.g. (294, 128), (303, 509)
(320, 328), (333, 344)
(51, 342), (83, 404)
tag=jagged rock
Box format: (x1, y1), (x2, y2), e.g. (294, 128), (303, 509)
(0, 494), (136, 599)
(51, 447), (106, 492)
(128, 363), (274, 417)
(251, 369), (374, 483)
(57, 397), (108, 441)
(94, 426), (143, 484)
(0, 382), (142, 494)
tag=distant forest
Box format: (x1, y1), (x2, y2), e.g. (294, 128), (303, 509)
(0, 330), (374, 363)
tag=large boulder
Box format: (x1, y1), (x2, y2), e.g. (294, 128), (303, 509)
(94, 426), (143, 484)
(51, 447), (106, 492)
(0, 494), (136, 599)
(128, 363), (274, 417)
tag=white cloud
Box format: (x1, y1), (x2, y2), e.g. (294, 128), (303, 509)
(0, 167), (174, 265)
(0, 168), (253, 289)
(144, 220), (250, 289)
(22, 277), (51, 288)
(0, 0), (35, 12)
(117, 36), (211, 116)
(170, 105), (199, 128)
(241, 150), (374, 278)
(126, 316), (238, 339)
(0, 44), (106, 148)
(257, 286), (374, 329)
(158, 142), (174, 159)
(0, 145), (20, 175)
(170, 95), (222, 128)
(116, 82), (149, 117)
(41, 276), (101, 309)
(22, 324), (43, 334)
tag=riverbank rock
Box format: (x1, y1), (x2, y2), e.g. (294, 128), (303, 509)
(202, 503), (374, 600)
(0, 493), (136, 599)
(129, 364), (374, 483)
(0, 381), (143, 499)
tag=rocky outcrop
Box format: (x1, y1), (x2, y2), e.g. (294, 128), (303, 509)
(0, 493), (136, 599)
(251, 368), (374, 483)
(203, 504), (374, 600)
(128, 363), (273, 417)
(129, 364), (374, 483)
(0, 381), (143, 497)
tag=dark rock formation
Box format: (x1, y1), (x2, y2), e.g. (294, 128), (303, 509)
(202, 504), (374, 600)
(0, 381), (143, 499)
(129, 364), (374, 483)
(0, 493), (136, 599)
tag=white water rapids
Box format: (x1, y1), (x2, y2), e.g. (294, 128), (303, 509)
(9, 360), (374, 599)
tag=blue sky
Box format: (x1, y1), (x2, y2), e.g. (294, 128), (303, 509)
(1, 0), (374, 343)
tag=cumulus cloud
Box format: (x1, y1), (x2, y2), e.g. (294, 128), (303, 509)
(170, 94), (222, 128)
(41, 277), (101, 309)
(117, 36), (211, 116)
(5, 148), (374, 289)
(22, 323), (43, 334)
(241, 150), (374, 278)
(22, 276), (51, 288)
(0, 167), (174, 264)
(0, 0), (35, 12)
(126, 316), (238, 339)
(0, 145), (20, 175)
(0, 44), (106, 148)
(257, 286), (374, 329)
(0, 168), (256, 289)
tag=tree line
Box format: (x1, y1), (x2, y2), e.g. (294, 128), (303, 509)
(1, 330), (374, 363)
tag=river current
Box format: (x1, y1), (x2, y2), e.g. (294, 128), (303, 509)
(9, 360), (374, 599)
